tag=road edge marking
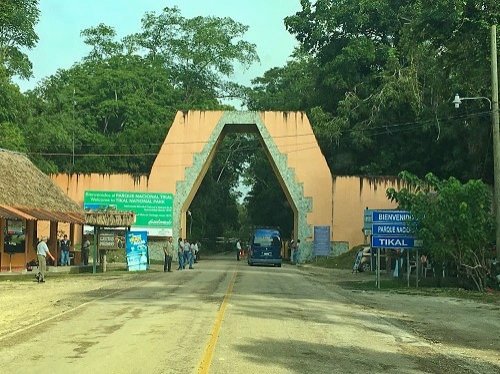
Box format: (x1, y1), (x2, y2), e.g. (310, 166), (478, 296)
(197, 271), (237, 374)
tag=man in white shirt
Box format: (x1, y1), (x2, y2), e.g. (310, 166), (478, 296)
(37, 236), (55, 283)
(194, 241), (199, 263)
(236, 239), (242, 261)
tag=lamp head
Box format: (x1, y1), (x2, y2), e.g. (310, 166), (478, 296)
(453, 93), (461, 109)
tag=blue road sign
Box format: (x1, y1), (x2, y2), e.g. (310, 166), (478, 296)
(372, 223), (412, 235)
(370, 210), (420, 249)
(371, 236), (421, 249)
(372, 210), (413, 223)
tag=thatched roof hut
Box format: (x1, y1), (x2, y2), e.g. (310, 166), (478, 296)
(0, 148), (84, 223)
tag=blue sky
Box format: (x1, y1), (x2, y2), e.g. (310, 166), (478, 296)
(16, 0), (302, 94)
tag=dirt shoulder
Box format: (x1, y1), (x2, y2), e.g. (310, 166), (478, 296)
(0, 266), (158, 338)
(300, 265), (500, 369)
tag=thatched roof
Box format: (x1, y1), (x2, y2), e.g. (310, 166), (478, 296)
(85, 210), (136, 227)
(0, 148), (84, 223)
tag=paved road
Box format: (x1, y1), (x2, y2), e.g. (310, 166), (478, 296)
(0, 254), (479, 373)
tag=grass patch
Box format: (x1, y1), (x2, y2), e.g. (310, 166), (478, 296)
(313, 245), (364, 269)
(311, 247), (500, 302)
(335, 275), (500, 304)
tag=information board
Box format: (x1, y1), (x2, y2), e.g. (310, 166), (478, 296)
(125, 231), (149, 271)
(313, 226), (331, 256)
(84, 191), (173, 235)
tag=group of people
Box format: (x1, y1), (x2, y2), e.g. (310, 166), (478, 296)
(34, 234), (73, 283)
(163, 237), (200, 272)
(59, 234), (71, 266)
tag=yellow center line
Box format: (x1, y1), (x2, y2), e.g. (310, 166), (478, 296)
(197, 270), (237, 374)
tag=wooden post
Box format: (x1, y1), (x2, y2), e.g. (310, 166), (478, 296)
(69, 223), (75, 247)
(69, 223), (75, 266)
(25, 220), (34, 268)
(93, 226), (98, 274)
(102, 250), (107, 273)
(491, 25), (500, 262)
(50, 221), (58, 266)
(0, 218), (5, 272)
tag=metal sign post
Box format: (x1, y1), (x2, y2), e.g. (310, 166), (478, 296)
(416, 248), (419, 288)
(377, 248), (381, 289)
(407, 249), (410, 288)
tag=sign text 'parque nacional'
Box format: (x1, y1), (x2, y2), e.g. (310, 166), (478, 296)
(84, 191), (173, 231)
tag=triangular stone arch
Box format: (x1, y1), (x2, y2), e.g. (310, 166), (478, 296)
(148, 111), (332, 261)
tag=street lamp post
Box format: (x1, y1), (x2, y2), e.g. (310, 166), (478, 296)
(452, 94), (491, 109)
(453, 25), (500, 261)
(187, 210), (193, 238)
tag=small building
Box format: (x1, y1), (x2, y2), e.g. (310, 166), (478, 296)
(0, 148), (84, 272)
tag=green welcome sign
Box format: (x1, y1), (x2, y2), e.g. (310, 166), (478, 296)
(84, 191), (173, 231)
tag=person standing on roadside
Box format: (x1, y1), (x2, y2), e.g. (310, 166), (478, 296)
(290, 239), (295, 264)
(177, 238), (184, 270)
(236, 239), (242, 261)
(294, 239), (301, 265)
(60, 234), (71, 266)
(193, 241), (199, 263)
(183, 239), (191, 269)
(196, 241), (201, 261)
(81, 237), (90, 265)
(189, 240), (196, 269)
(163, 236), (174, 272)
(37, 236), (55, 283)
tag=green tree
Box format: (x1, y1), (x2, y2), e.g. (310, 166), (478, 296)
(0, 0), (39, 79)
(243, 137), (294, 239)
(0, 121), (26, 151)
(26, 54), (180, 174)
(244, 0), (500, 181)
(27, 7), (259, 174)
(132, 6), (259, 107)
(189, 134), (249, 246)
(245, 49), (316, 111)
(80, 23), (122, 61)
(387, 171), (494, 291)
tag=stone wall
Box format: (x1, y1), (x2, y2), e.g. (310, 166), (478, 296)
(51, 174), (400, 255)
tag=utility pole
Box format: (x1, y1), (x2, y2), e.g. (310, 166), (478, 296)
(492, 25), (500, 261)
